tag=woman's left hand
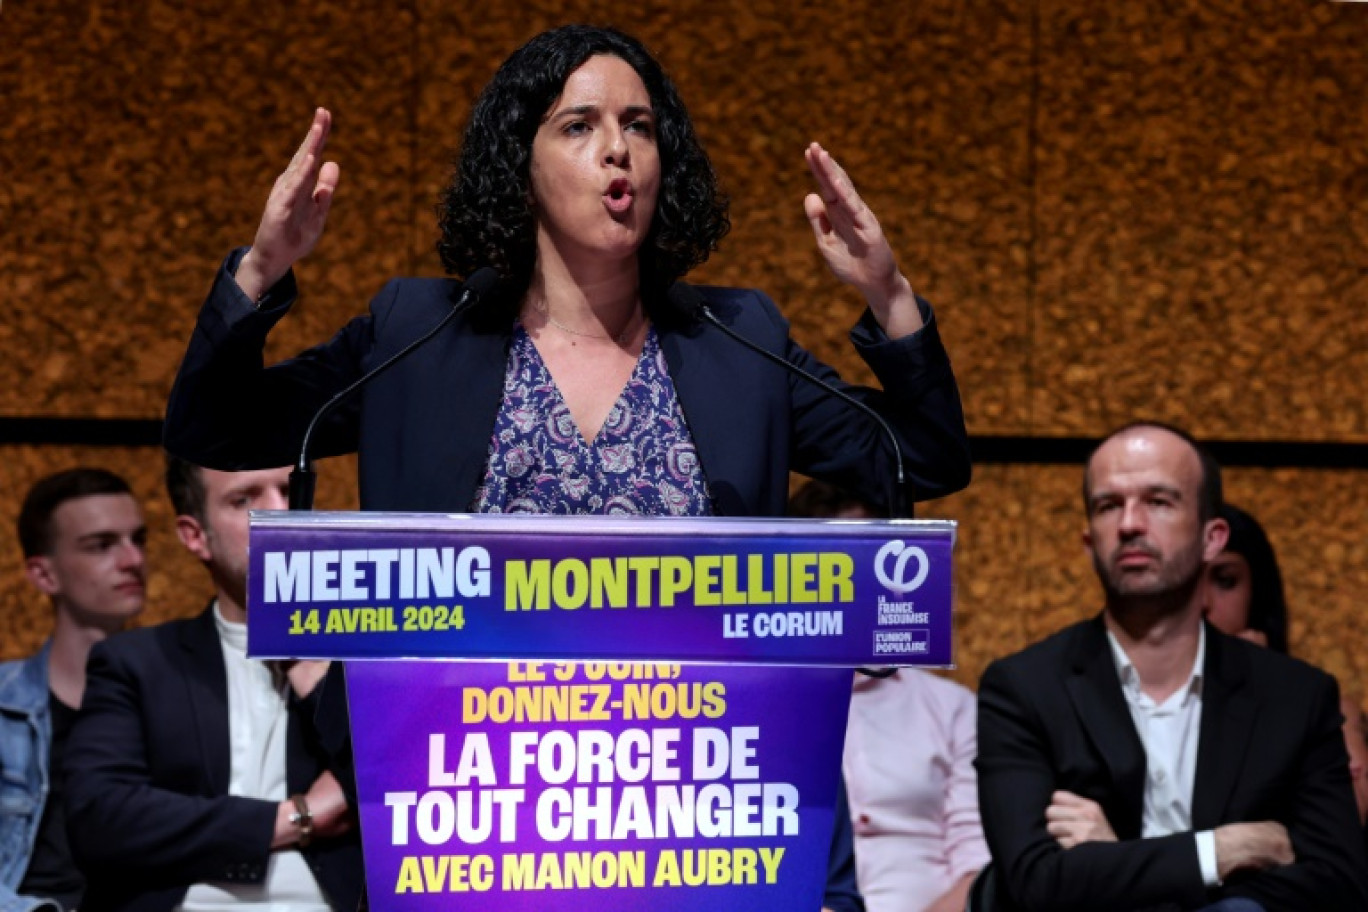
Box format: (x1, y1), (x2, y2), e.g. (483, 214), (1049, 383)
(804, 143), (923, 338)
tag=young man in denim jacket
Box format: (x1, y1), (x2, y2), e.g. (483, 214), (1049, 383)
(0, 469), (146, 912)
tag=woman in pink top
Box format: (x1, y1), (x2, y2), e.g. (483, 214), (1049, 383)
(790, 481), (990, 912)
(844, 669), (989, 912)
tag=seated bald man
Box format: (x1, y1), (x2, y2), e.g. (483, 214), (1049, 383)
(975, 423), (1368, 911)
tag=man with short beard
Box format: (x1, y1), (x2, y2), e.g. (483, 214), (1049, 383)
(63, 457), (362, 912)
(975, 423), (1368, 911)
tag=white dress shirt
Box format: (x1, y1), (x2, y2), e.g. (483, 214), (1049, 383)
(178, 604), (330, 911)
(1106, 625), (1220, 886)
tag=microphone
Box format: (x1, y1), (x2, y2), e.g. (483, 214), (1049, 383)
(288, 267), (501, 510)
(666, 282), (912, 519)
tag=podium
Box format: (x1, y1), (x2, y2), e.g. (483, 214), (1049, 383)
(248, 512), (956, 911)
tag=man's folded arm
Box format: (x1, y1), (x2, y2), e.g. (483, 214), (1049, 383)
(1217, 673), (1368, 911)
(976, 660), (1210, 912)
(64, 644), (278, 885)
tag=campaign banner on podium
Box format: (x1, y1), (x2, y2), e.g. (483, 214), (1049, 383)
(347, 660), (852, 910)
(246, 513), (955, 667)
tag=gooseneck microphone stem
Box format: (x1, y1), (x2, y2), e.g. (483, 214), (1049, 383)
(692, 303), (912, 520)
(669, 282), (913, 678)
(288, 308), (459, 510)
(289, 267), (500, 510)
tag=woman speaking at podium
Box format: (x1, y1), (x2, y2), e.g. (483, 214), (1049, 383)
(163, 27), (970, 912)
(164, 25), (969, 517)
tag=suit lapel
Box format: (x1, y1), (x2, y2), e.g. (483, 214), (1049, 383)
(1064, 618), (1148, 839)
(1192, 627), (1256, 829)
(379, 303), (509, 513)
(657, 294), (760, 517)
(440, 321), (509, 512)
(177, 606), (231, 795)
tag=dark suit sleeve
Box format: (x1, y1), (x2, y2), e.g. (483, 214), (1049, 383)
(311, 661), (358, 808)
(823, 777), (865, 912)
(64, 641), (279, 887)
(1218, 673), (1368, 911)
(163, 247), (383, 471)
(976, 659), (1209, 912)
(768, 293), (971, 505)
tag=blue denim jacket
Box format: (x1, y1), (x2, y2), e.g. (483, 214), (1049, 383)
(0, 641), (60, 912)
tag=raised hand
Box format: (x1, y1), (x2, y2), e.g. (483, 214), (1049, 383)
(236, 108), (341, 301)
(803, 142), (922, 338)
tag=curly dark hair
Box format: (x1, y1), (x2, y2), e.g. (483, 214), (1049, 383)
(436, 25), (729, 305)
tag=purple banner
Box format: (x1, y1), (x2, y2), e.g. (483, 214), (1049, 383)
(347, 661), (853, 910)
(247, 513), (956, 666)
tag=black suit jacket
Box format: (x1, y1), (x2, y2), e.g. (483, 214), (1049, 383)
(976, 616), (1368, 912)
(64, 609), (363, 912)
(163, 249), (971, 515)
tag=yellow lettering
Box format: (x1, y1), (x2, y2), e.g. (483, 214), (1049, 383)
(733, 848), (758, 884)
(790, 553), (817, 603)
(618, 850), (646, 887)
(627, 557), (659, 605)
(623, 683), (649, 720)
(508, 662), (544, 682)
(462, 688), (487, 723)
(590, 558), (629, 608)
(659, 557), (692, 607)
(502, 853), (534, 890)
(707, 848), (731, 884)
(551, 559), (588, 609)
(745, 554), (773, 604)
(534, 853), (564, 890)
(563, 852), (592, 889)
(469, 855), (494, 890)
(395, 856), (423, 893)
(506, 560), (551, 610)
(421, 855), (450, 891)
(681, 849), (707, 886)
(693, 555), (721, 606)
(759, 847), (785, 884)
(719, 555), (748, 605)
(702, 681), (727, 718)
(820, 552), (855, 602)
(653, 849), (681, 886)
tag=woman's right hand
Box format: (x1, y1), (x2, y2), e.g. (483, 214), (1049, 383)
(235, 107), (341, 302)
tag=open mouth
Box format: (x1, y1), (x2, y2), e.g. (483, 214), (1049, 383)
(604, 180), (634, 214)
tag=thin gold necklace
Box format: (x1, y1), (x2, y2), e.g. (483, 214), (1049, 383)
(532, 298), (639, 345)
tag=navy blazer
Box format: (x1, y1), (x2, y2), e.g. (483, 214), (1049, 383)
(64, 609), (363, 912)
(164, 249), (970, 515)
(976, 617), (1368, 912)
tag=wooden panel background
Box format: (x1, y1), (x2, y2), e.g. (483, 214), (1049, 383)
(2, 0), (1365, 705)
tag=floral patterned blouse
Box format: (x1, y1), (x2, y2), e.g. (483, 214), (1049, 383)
(472, 323), (713, 516)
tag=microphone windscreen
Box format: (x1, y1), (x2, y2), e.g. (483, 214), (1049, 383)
(461, 266), (502, 304)
(665, 282), (705, 321)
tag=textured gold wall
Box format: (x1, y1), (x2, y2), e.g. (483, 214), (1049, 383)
(921, 466), (1368, 704)
(2, 0), (1365, 706)
(0, 450), (357, 653)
